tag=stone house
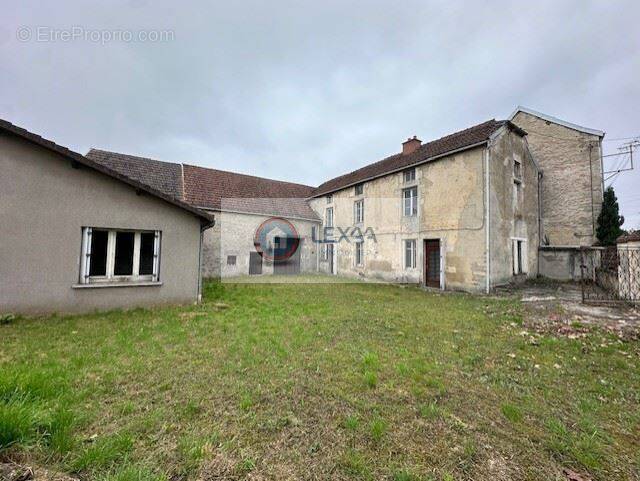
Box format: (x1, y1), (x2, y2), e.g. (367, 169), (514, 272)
(308, 119), (540, 292)
(509, 107), (605, 280)
(86, 150), (321, 278)
(0, 119), (215, 314)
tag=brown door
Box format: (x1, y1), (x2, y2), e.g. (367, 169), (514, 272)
(424, 239), (440, 288)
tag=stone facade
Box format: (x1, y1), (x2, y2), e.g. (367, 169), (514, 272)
(308, 125), (540, 292)
(202, 210), (320, 278)
(511, 110), (604, 247)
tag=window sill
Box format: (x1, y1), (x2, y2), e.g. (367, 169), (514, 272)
(72, 281), (163, 289)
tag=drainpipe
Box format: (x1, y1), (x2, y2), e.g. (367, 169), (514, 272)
(485, 146), (491, 294)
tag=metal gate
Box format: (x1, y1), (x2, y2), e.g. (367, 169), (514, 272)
(580, 246), (640, 305)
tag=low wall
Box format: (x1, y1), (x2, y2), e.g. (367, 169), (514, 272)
(538, 246), (584, 281)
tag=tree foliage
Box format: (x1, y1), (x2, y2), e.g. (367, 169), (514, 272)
(596, 186), (624, 245)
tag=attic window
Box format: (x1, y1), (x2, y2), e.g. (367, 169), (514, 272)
(354, 183), (364, 196)
(403, 168), (416, 183)
(80, 228), (161, 285)
(326, 194), (333, 204)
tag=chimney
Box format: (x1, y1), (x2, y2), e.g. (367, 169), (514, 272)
(402, 135), (421, 155)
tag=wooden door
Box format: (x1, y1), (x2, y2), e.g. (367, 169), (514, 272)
(424, 239), (440, 288)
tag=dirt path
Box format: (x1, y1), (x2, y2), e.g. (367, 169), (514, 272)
(498, 282), (640, 340)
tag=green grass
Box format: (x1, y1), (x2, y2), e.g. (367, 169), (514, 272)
(0, 279), (638, 480)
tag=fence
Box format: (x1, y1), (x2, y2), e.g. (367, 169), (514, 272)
(580, 246), (640, 305)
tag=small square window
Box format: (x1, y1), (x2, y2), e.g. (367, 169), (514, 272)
(403, 168), (416, 183)
(227, 255), (237, 266)
(354, 183), (363, 196)
(326, 194), (333, 204)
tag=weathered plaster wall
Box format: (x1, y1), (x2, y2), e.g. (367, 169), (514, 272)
(489, 128), (540, 286)
(538, 247), (583, 280)
(309, 146), (489, 291)
(201, 211), (319, 278)
(0, 132), (204, 314)
(511, 111), (603, 246)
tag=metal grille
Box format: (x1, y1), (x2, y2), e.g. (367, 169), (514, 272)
(580, 246), (640, 305)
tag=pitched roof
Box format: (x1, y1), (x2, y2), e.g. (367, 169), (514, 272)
(617, 231), (640, 244)
(88, 149), (183, 199)
(312, 119), (517, 197)
(509, 106), (605, 137)
(181, 164), (318, 219)
(0, 119), (214, 223)
(86, 150), (319, 221)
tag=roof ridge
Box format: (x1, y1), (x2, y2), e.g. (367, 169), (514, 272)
(313, 118), (500, 194)
(182, 163), (315, 190)
(88, 148), (315, 190)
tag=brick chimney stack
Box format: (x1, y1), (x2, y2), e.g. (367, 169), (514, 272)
(402, 136), (421, 155)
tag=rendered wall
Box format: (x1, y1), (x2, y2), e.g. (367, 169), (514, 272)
(489, 128), (540, 286)
(309, 146), (490, 291)
(0, 132), (204, 314)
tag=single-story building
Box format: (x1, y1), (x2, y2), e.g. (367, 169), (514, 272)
(0, 119), (214, 314)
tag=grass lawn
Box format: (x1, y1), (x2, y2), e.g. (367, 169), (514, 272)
(1, 279), (639, 480)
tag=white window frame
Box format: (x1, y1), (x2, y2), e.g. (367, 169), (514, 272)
(403, 186), (418, 217)
(80, 227), (161, 285)
(403, 168), (416, 183)
(511, 237), (528, 275)
(354, 199), (364, 224)
(404, 239), (417, 269)
(325, 207), (334, 228)
(354, 183), (364, 196)
(326, 194), (333, 204)
(355, 240), (364, 267)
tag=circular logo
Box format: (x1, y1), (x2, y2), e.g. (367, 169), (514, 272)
(16, 26), (32, 42)
(253, 217), (300, 262)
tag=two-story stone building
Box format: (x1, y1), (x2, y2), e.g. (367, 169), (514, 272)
(308, 119), (540, 292)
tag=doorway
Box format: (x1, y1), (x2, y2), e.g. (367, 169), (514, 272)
(249, 252), (263, 275)
(424, 239), (441, 288)
(327, 243), (335, 275)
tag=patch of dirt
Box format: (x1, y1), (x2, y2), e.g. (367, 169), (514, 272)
(498, 282), (640, 341)
(0, 462), (78, 481)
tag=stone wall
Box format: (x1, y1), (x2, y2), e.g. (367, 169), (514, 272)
(202, 210), (320, 278)
(511, 111), (603, 246)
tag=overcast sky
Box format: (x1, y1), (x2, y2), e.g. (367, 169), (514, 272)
(2, 0), (639, 227)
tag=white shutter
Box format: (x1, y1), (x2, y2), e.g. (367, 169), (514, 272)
(80, 227), (92, 284)
(152, 231), (161, 281)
